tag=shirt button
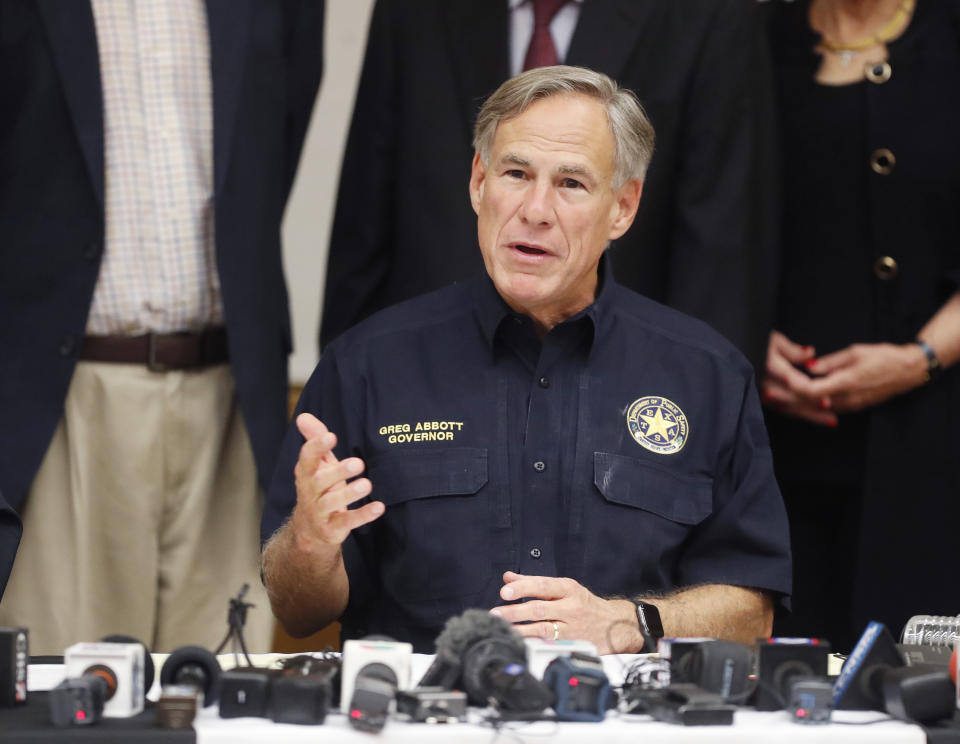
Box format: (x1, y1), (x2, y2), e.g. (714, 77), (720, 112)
(870, 148), (895, 175)
(82, 240), (101, 261)
(865, 61), (892, 84)
(529, 547), (542, 559)
(58, 335), (76, 357)
(538, 376), (550, 388)
(874, 255), (899, 280)
(533, 460), (546, 472)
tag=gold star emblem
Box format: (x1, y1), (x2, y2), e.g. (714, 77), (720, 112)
(626, 396), (689, 454)
(639, 407), (677, 441)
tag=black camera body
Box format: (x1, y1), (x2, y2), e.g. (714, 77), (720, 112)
(49, 676), (108, 728)
(396, 687), (468, 723)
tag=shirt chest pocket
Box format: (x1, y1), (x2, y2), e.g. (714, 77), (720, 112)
(580, 452), (714, 596)
(593, 452), (713, 525)
(367, 447), (492, 601)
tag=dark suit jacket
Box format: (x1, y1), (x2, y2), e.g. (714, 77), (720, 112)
(321, 0), (779, 369)
(0, 491), (21, 600)
(0, 0), (323, 510)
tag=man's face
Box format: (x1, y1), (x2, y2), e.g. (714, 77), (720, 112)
(469, 93), (642, 329)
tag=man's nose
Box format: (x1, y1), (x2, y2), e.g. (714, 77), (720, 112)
(519, 179), (554, 226)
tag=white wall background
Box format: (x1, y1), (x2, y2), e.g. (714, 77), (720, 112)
(282, 0), (376, 383)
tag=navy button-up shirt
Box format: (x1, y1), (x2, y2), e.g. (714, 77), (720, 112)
(263, 261), (791, 652)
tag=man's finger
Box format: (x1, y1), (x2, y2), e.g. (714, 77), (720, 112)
(489, 598), (560, 624)
(332, 500), (385, 533)
(296, 412), (329, 441)
(310, 457), (366, 500)
(298, 428), (338, 475)
(310, 477), (373, 516)
(507, 621), (561, 641)
(500, 574), (569, 602)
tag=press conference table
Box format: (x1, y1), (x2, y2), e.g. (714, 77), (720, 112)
(20, 652), (932, 744)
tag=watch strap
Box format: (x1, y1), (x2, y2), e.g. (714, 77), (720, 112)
(916, 339), (941, 382)
(634, 600), (663, 653)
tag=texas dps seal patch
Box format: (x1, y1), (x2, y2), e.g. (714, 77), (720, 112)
(626, 396), (689, 455)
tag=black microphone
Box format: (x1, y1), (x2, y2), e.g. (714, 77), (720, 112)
(159, 646), (221, 706)
(100, 634), (155, 697)
(420, 609), (553, 713)
(881, 667), (956, 724)
(341, 636), (412, 733)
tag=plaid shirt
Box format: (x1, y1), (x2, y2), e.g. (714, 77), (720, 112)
(87, 0), (222, 335)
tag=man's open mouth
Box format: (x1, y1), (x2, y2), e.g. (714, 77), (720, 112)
(513, 243), (547, 255)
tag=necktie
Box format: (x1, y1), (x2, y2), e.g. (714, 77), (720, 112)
(522, 0), (569, 71)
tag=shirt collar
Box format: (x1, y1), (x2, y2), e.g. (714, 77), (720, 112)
(473, 252), (615, 352)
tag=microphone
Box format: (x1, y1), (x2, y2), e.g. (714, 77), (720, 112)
(157, 645), (221, 727)
(159, 646), (221, 707)
(753, 638), (831, 711)
(340, 636), (413, 733)
(57, 638), (150, 722)
(833, 622), (903, 711)
(669, 639), (753, 702)
(881, 666), (956, 724)
(100, 634), (155, 699)
(420, 609), (553, 713)
(901, 615), (960, 648)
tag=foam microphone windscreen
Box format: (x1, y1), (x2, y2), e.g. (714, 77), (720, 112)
(160, 646), (221, 706)
(419, 609), (523, 689)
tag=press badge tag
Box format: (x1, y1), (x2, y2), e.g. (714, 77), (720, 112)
(626, 396), (688, 455)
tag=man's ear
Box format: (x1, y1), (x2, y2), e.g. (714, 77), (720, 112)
(469, 152), (487, 215)
(608, 178), (643, 241)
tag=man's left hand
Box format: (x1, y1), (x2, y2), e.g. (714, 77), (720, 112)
(489, 571), (642, 654)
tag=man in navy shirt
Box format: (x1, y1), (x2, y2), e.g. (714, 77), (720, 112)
(261, 66), (791, 653)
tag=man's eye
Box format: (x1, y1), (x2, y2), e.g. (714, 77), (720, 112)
(562, 178), (583, 189)
(506, 169), (525, 179)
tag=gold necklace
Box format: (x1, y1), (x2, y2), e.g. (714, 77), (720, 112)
(817, 0), (915, 66)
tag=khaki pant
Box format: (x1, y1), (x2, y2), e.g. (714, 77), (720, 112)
(0, 362), (273, 654)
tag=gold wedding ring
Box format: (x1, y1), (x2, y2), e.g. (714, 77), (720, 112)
(552, 622), (560, 641)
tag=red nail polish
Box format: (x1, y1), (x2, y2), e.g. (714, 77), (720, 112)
(804, 359), (817, 371)
(826, 418), (838, 428)
(819, 397), (830, 410)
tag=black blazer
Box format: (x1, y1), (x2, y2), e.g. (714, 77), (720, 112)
(0, 491), (21, 600)
(0, 0), (324, 510)
(321, 0), (779, 369)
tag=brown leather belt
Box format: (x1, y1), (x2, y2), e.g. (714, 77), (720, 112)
(80, 327), (229, 371)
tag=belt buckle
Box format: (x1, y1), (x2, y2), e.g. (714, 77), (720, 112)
(147, 333), (168, 372)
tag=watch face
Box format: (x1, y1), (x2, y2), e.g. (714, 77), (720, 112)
(639, 601), (664, 638)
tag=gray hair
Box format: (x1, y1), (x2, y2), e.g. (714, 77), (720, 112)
(473, 65), (655, 187)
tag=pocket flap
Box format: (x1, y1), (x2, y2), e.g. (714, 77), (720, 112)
(368, 448), (488, 506)
(593, 452), (712, 525)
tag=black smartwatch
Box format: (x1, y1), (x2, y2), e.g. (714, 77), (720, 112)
(634, 600), (664, 652)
